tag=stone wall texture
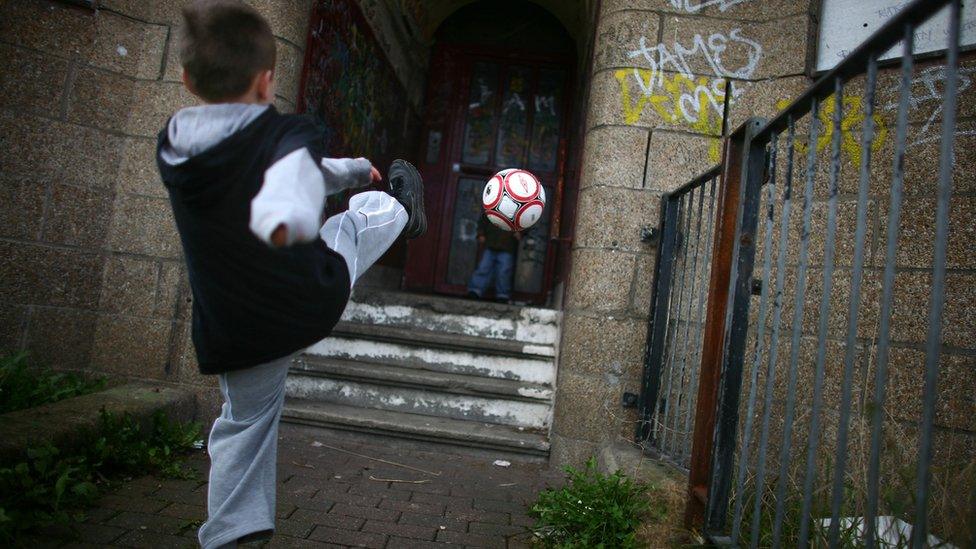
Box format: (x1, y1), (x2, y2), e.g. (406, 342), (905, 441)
(0, 0), (314, 421)
(552, 0), (818, 469)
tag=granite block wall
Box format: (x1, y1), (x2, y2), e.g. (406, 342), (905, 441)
(0, 0), (314, 421)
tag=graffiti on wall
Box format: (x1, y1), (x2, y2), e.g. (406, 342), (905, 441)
(772, 63), (976, 166)
(776, 94), (888, 168)
(300, 0), (416, 167)
(668, 0), (756, 13)
(614, 19), (974, 166)
(614, 27), (762, 160)
(887, 64), (976, 147)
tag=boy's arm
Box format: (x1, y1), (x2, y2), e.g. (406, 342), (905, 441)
(248, 121), (380, 247)
(249, 147), (327, 247)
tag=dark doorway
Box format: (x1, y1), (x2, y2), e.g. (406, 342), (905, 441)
(404, 1), (577, 305)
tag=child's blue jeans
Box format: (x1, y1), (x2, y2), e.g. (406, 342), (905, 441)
(468, 248), (515, 299)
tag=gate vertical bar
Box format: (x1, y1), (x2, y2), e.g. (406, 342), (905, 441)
(772, 97), (821, 549)
(684, 128), (748, 529)
(828, 55), (878, 547)
(682, 176), (719, 458)
(661, 192), (695, 453)
(638, 196), (682, 445)
(762, 118), (797, 547)
(705, 118), (767, 536)
(866, 23), (915, 549)
(798, 77), (845, 549)
(668, 184), (708, 455)
(912, 1), (961, 545)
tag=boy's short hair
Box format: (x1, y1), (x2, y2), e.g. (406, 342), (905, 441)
(179, 0), (276, 102)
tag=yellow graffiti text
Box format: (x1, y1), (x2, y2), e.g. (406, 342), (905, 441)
(775, 95), (888, 167)
(615, 69), (725, 162)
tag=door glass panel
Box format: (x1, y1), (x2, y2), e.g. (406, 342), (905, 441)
(461, 62), (499, 165)
(528, 69), (565, 172)
(446, 177), (485, 286)
(494, 66), (532, 168)
(513, 184), (553, 294)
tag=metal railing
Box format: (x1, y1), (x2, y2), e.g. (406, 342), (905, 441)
(637, 165), (721, 468)
(637, 0), (969, 546)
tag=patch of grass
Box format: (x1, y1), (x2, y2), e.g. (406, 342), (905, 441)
(635, 473), (692, 548)
(0, 352), (106, 414)
(0, 409), (202, 545)
(529, 458), (650, 548)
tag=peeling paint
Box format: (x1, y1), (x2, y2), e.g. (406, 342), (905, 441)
(285, 376), (551, 429)
(521, 344), (556, 358)
(306, 337), (556, 385)
(340, 300), (559, 345)
(517, 386), (553, 399)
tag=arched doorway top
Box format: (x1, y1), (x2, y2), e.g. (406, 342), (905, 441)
(417, 0), (590, 47)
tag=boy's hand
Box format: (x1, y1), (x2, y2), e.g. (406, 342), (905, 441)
(270, 224), (288, 247)
(370, 166), (382, 183)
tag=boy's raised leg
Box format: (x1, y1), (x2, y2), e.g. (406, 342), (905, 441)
(320, 159), (425, 285)
(320, 191), (408, 285)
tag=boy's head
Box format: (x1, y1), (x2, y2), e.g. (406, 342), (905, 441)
(179, 0), (276, 104)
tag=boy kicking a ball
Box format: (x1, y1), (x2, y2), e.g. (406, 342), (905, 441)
(156, 2), (425, 547)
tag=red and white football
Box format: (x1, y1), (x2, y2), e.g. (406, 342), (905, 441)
(481, 168), (546, 232)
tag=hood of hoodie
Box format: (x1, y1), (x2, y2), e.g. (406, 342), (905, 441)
(158, 103), (275, 206)
(160, 103), (270, 166)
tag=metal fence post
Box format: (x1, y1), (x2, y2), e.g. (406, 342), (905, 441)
(683, 122), (746, 529)
(703, 118), (766, 538)
(637, 196), (681, 445)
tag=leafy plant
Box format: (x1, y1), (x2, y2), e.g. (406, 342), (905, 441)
(0, 410), (202, 544)
(529, 458), (651, 548)
(0, 352), (106, 414)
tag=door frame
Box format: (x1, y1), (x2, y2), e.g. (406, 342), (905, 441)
(426, 44), (576, 305)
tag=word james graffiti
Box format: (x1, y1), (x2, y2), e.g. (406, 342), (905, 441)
(626, 28), (763, 85)
(615, 28), (761, 160)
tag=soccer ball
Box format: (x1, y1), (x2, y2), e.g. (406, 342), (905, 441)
(481, 168), (546, 232)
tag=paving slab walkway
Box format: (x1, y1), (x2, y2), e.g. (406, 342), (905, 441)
(38, 424), (565, 548)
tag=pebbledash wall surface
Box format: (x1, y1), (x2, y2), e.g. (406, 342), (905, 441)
(1, 0), (973, 475)
(0, 0), (319, 420)
(555, 0), (976, 475)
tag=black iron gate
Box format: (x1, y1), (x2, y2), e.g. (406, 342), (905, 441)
(637, 0), (969, 546)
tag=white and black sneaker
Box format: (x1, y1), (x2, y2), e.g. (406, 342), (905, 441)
(389, 159), (427, 239)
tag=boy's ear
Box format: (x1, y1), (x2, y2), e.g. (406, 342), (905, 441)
(181, 69), (199, 97)
(255, 69), (275, 103)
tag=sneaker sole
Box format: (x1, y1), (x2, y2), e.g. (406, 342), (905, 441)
(390, 159), (427, 239)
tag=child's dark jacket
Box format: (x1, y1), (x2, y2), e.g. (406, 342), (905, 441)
(156, 105), (350, 375)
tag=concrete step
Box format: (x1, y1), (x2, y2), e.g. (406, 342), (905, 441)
(343, 289), (560, 345)
(286, 357), (552, 429)
(292, 356), (553, 401)
(306, 333), (555, 385)
(330, 321), (555, 358)
(281, 400), (550, 456)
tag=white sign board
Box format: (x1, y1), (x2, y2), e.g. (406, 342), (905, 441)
(816, 0), (976, 72)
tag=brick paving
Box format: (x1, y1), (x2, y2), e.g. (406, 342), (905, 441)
(35, 424), (564, 548)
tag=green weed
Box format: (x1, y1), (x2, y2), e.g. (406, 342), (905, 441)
(0, 352), (106, 414)
(0, 410), (202, 545)
(529, 458), (651, 548)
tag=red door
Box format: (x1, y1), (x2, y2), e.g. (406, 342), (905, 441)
(405, 46), (574, 305)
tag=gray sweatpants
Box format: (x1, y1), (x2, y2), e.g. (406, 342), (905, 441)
(198, 191), (406, 549)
